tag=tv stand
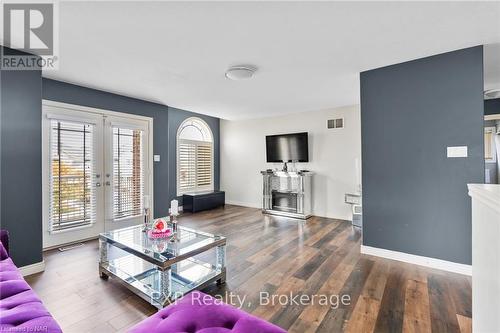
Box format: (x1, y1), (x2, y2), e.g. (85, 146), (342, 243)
(261, 170), (313, 219)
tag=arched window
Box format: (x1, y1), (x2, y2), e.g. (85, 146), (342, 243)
(177, 117), (214, 195)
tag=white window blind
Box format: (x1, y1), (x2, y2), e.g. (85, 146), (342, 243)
(113, 127), (144, 220)
(49, 120), (96, 232)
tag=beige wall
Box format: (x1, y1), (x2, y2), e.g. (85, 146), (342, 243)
(220, 105), (361, 220)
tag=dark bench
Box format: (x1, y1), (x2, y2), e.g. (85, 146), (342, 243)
(183, 191), (225, 213)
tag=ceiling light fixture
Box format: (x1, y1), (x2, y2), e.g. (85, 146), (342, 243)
(225, 65), (257, 80)
(484, 89), (500, 99)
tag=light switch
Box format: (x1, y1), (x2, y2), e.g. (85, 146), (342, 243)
(447, 146), (468, 158)
(154, 155), (161, 162)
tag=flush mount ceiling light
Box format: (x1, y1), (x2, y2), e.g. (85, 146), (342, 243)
(484, 89), (500, 99)
(225, 65), (257, 80)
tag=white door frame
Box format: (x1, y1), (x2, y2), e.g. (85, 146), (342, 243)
(42, 100), (154, 249)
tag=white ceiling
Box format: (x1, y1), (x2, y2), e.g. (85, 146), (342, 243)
(36, 2), (500, 119)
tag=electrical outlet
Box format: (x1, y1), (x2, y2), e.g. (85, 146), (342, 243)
(447, 146), (468, 158)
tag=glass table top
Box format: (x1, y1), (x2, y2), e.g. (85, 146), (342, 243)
(100, 223), (225, 266)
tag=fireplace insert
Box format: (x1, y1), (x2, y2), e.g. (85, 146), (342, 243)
(271, 191), (298, 213)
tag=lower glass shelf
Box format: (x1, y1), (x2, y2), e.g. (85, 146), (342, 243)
(100, 253), (222, 307)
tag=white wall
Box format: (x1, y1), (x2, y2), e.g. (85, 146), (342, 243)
(220, 105), (361, 221)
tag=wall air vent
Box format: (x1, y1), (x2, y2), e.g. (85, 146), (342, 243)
(327, 118), (344, 129)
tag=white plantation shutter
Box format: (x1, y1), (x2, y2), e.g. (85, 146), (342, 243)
(49, 120), (96, 232)
(178, 140), (213, 193)
(178, 142), (196, 192)
(113, 127), (144, 219)
(196, 142), (212, 187)
(177, 118), (213, 194)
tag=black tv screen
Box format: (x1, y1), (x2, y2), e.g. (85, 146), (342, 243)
(266, 132), (309, 162)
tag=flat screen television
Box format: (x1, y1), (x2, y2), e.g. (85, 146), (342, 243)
(266, 132), (309, 162)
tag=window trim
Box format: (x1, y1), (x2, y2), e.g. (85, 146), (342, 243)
(176, 117), (214, 196)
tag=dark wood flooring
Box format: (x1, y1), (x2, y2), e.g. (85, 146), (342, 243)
(25, 205), (472, 333)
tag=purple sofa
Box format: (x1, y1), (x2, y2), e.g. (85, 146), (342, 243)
(128, 291), (286, 333)
(0, 230), (62, 333)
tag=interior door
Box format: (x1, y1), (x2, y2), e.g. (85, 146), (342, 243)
(104, 116), (150, 231)
(42, 107), (105, 248)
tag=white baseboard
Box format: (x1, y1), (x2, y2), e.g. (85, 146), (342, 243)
(19, 260), (45, 277)
(360, 245), (472, 276)
(225, 200), (261, 209)
(224, 200), (350, 222)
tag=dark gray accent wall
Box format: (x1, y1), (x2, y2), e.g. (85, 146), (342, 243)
(485, 98), (500, 115)
(360, 46), (484, 265)
(42, 78), (170, 217)
(43, 80), (221, 211)
(168, 107), (220, 205)
(1, 72), (220, 265)
(1, 46), (43, 267)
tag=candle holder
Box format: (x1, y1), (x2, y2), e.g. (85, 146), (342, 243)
(142, 207), (151, 232)
(169, 214), (179, 243)
(169, 214), (178, 233)
(143, 195), (151, 232)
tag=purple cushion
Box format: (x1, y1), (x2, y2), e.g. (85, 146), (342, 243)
(0, 241), (8, 261)
(128, 291), (286, 333)
(0, 258), (19, 275)
(0, 257), (62, 333)
(0, 230), (9, 258)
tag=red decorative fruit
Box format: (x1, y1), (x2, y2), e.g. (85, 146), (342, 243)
(155, 220), (164, 231)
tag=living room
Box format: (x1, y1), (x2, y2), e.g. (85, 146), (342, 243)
(1, 2), (500, 333)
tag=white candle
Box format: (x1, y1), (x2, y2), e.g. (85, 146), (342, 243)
(144, 195), (150, 209)
(171, 199), (178, 215)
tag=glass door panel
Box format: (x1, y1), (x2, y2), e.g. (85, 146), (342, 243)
(42, 108), (104, 248)
(105, 116), (150, 231)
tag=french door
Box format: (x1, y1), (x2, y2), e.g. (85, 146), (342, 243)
(104, 116), (150, 230)
(42, 102), (152, 248)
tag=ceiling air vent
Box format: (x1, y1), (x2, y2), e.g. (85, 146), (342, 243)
(327, 118), (344, 129)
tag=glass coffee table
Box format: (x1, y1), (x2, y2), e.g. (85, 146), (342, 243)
(98, 224), (226, 309)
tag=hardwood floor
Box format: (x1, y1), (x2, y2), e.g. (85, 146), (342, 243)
(25, 205), (472, 333)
